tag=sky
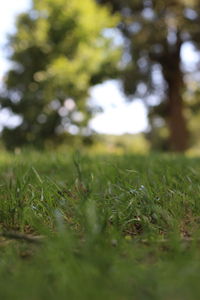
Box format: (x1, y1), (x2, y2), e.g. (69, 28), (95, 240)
(0, 0), (148, 135)
(0, 1), (198, 135)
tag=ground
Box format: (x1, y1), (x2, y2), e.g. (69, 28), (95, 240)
(0, 150), (200, 299)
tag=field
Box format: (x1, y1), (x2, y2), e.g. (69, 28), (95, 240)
(0, 150), (200, 299)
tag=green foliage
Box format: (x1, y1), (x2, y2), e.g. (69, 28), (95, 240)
(1, 151), (200, 299)
(0, 0), (120, 149)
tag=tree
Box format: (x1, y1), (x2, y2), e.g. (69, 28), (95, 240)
(98, 0), (200, 151)
(0, 0), (120, 149)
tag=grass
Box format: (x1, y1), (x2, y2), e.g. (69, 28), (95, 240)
(0, 149), (200, 299)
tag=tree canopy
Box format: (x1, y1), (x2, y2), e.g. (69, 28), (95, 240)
(0, 0), (120, 149)
(98, 0), (200, 151)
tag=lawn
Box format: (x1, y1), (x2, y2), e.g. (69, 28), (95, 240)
(0, 150), (200, 300)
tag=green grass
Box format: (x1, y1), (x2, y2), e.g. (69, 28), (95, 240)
(0, 150), (200, 299)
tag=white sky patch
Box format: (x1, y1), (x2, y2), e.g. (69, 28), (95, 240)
(90, 100), (148, 134)
(0, 108), (22, 131)
(0, 0), (31, 79)
(89, 81), (148, 134)
(181, 42), (200, 72)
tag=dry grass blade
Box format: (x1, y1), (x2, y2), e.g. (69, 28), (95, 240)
(0, 232), (44, 244)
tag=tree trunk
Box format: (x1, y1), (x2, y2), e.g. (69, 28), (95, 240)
(162, 37), (189, 152)
(167, 77), (188, 152)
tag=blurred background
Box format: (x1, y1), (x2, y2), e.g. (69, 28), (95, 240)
(0, 0), (200, 154)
